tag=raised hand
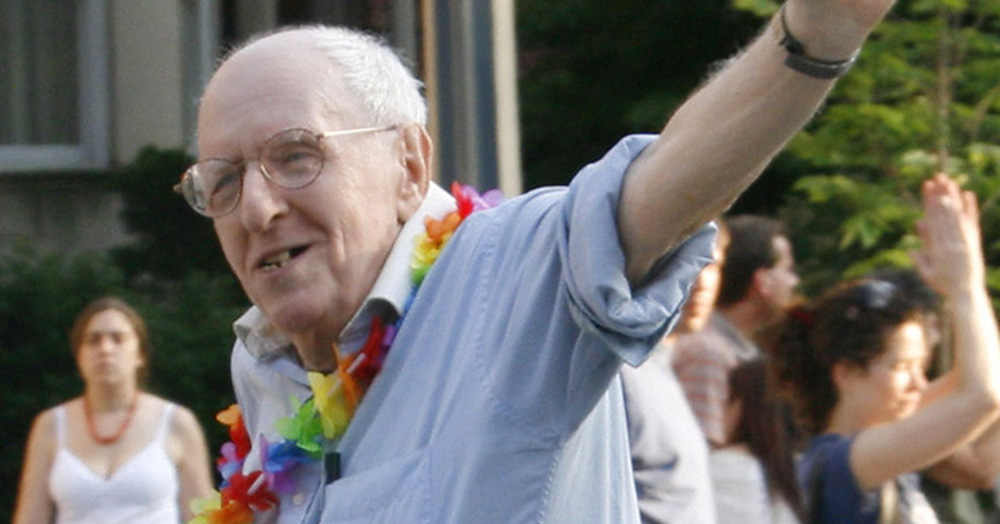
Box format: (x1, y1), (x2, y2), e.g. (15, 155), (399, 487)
(913, 173), (985, 298)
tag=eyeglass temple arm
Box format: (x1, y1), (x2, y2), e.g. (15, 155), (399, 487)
(318, 124), (398, 139)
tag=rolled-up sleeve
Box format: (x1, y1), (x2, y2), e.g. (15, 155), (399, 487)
(559, 134), (717, 366)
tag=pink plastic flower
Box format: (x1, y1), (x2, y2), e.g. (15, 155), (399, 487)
(451, 182), (503, 217)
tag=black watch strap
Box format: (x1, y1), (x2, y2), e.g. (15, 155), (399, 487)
(771, 5), (858, 80)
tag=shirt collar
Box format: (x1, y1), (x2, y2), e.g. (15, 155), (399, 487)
(234, 183), (455, 361)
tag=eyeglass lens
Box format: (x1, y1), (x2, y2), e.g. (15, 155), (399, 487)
(181, 128), (326, 217)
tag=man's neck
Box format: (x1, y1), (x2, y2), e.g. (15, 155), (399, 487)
(716, 301), (766, 341)
(290, 313), (348, 373)
(293, 339), (337, 373)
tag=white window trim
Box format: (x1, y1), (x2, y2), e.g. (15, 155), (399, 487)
(182, 0), (221, 154)
(0, 0), (110, 173)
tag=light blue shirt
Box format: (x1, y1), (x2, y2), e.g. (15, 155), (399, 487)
(230, 134), (716, 523)
(622, 345), (716, 524)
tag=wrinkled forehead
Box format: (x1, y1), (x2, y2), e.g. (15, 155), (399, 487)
(197, 33), (365, 156)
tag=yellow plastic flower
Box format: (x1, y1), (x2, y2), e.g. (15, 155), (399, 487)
(187, 491), (221, 524)
(308, 371), (352, 439)
(413, 233), (441, 266)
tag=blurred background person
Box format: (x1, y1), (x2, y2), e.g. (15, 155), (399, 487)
(12, 297), (214, 524)
(769, 175), (1000, 523)
(711, 358), (803, 524)
(673, 215), (800, 446)
(622, 219), (729, 524)
(861, 270), (993, 523)
(871, 268), (1000, 524)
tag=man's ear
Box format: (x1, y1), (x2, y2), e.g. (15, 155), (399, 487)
(752, 267), (774, 298)
(396, 123), (432, 223)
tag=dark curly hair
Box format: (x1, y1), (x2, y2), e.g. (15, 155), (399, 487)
(766, 278), (931, 435)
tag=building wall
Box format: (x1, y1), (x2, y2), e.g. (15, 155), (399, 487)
(0, 174), (130, 253)
(0, 0), (522, 257)
(0, 0), (199, 255)
(110, 0), (188, 165)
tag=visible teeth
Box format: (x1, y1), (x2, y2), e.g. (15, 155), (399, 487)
(261, 251), (291, 270)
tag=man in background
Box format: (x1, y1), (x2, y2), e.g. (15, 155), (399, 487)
(673, 215), (799, 446)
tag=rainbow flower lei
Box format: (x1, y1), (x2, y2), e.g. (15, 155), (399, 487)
(189, 183), (501, 524)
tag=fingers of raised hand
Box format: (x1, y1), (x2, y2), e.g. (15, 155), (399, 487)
(921, 175), (961, 233)
(919, 174), (984, 288)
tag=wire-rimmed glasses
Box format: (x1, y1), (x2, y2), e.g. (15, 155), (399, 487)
(175, 124), (398, 217)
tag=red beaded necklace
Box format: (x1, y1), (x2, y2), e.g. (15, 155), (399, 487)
(83, 393), (139, 445)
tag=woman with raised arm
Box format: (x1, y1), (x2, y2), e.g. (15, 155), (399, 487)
(768, 174), (1000, 523)
(12, 297), (213, 524)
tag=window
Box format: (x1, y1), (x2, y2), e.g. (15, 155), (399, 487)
(0, 0), (110, 172)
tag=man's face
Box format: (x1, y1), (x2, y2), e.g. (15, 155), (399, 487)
(196, 36), (417, 348)
(761, 235), (799, 312)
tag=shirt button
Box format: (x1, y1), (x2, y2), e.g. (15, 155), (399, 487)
(293, 492), (305, 505)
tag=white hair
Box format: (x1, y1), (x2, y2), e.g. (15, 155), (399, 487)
(229, 25), (427, 126)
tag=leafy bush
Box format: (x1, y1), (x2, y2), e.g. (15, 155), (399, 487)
(733, 0), (1000, 297)
(113, 145), (232, 280)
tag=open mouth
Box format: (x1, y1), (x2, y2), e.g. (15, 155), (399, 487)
(260, 246), (308, 271)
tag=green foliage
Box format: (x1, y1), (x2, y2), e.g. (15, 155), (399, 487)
(113, 146), (232, 280)
(729, 0), (1000, 295)
(732, 0), (778, 17)
(517, 0), (760, 189)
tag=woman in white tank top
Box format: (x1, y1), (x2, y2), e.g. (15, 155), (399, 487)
(12, 297), (214, 524)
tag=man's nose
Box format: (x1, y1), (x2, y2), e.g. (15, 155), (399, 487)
(237, 162), (289, 231)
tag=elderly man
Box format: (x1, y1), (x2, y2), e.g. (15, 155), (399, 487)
(176, 1), (898, 522)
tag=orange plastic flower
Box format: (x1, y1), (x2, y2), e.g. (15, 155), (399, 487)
(216, 405), (251, 457)
(187, 491), (254, 524)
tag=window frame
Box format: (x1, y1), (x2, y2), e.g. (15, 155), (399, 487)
(0, 0), (110, 173)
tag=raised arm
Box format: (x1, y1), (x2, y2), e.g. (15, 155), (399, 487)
(849, 174), (1000, 490)
(619, 0), (898, 283)
(924, 418), (1000, 490)
(922, 182), (1000, 489)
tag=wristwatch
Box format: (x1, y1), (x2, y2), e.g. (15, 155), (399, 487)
(771, 5), (859, 80)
